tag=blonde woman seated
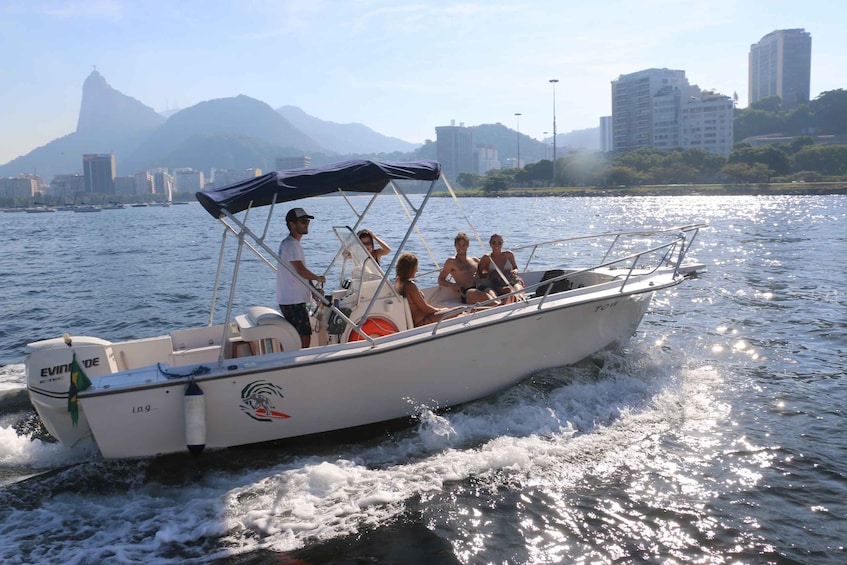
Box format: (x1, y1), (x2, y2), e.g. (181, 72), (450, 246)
(438, 232), (499, 305)
(395, 253), (454, 327)
(478, 233), (525, 304)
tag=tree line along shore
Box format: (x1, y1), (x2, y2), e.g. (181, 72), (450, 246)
(447, 182), (847, 198)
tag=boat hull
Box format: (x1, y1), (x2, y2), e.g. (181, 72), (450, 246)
(72, 287), (655, 458)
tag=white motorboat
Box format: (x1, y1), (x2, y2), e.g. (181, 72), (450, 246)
(72, 204), (102, 212)
(25, 160), (706, 459)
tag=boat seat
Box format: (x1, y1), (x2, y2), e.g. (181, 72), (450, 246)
(234, 306), (301, 353)
(112, 336), (173, 371)
(170, 324), (225, 350)
(169, 346), (221, 366)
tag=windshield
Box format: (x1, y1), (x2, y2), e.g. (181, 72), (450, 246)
(334, 227), (384, 284)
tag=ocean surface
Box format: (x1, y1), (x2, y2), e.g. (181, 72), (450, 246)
(0, 195), (845, 564)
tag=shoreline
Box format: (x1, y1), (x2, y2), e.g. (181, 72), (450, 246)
(450, 182), (847, 198)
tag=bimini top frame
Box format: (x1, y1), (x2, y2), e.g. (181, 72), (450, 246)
(195, 160), (445, 356)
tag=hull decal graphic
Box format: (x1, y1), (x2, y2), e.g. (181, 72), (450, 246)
(240, 380), (291, 422)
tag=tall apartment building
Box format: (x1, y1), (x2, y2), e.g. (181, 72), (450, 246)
(82, 153), (116, 194)
(213, 168), (261, 187)
(749, 29), (812, 109)
(114, 176), (137, 196)
(49, 173), (85, 199)
(611, 69), (688, 152)
(1, 174), (39, 199)
(276, 156), (311, 170)
(474, 144), (500, 176)
(435, 123), (474, 180)
(152, 170), (174, 200)
(612, 68), (733, 157)
(174, 168), (206, 193)
(653, 86), (734, 157)
(134, 171), (154, 195)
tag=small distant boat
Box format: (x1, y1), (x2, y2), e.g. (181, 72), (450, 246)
(131, 203), (149, 208)
(24, 206), (56, 213)
(102, 202), (126, 210)
(2, 208), (25, 213)
(171, 201), (189, 205)
(73, 204), (102, 213)
(149, 202), (171, 207)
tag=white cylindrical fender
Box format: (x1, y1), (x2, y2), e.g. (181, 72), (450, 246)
(184, 380), (206, 455)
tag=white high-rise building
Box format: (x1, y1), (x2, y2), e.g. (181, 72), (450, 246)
(749, 29), (812, 109)
(611, 68), (688, 153)
(612, 68), (733, 157)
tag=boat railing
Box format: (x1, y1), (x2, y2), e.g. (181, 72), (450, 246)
(429, 226), (701, 332)
(514, 223), (706, 273)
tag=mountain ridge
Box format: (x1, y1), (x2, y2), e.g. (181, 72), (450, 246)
(0, 71), (424, 181)
(0, 71), (600, 183)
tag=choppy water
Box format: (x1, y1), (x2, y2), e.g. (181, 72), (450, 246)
(1, 195), (845, 564)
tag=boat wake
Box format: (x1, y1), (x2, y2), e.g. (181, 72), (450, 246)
(0, 344), (729, 562)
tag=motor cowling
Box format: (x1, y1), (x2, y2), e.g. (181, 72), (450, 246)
(25, 336), (116, 448)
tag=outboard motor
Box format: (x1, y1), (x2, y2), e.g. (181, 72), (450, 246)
(25, 336), (116, 447)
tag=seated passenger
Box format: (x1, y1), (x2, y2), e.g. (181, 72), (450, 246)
(438, 232), (499, 305)
(478, 233), (525, 304)
(395, 253), (454, 327)
(358, 229), (391, 266)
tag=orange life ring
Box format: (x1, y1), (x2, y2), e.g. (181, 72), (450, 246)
(347, 317), (399, 342)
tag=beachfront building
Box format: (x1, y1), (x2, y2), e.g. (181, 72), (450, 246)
(134, 171), (154, 195)
(475, 144), (500, 176)
(114, 176), (137, 196)
(276, 156), (310, 170)
(749, 29), (812, 109)
(611, 68), (688, 153)
(652, 85), (734, 157)
(612, 68), (733, 157)
(174, 168), (205, 193)
(212, 168), (262, 187)
(1, 174), (39, 199)
(152, 170), (173, 199)
(49, 173), (85, 199)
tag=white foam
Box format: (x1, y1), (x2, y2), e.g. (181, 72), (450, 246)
(0, 348), (732, 563)
(0, 426), (92, 470)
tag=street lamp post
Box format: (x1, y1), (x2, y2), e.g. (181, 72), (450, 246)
(549, 78), (559, 186)
(514, 112), (522, 170)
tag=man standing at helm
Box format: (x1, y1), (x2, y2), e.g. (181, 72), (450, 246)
(277, 207), (326, 348)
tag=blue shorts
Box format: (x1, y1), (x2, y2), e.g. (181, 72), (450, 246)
(279, 303), (312, 337)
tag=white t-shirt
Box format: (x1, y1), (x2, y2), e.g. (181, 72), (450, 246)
(276, 235), (311, 305)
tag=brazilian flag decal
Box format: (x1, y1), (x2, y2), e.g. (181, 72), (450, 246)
(67, 353), (92, 426)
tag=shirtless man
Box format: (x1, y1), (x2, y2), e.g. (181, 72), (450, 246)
(438, 232), (499, 305)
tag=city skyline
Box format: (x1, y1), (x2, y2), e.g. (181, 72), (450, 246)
(1, 0), (845, 165)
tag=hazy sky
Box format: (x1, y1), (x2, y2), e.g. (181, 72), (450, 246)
(1, 0), (844, 165)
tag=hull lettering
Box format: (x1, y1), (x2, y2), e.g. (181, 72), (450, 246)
(594, 300), (620, 313)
